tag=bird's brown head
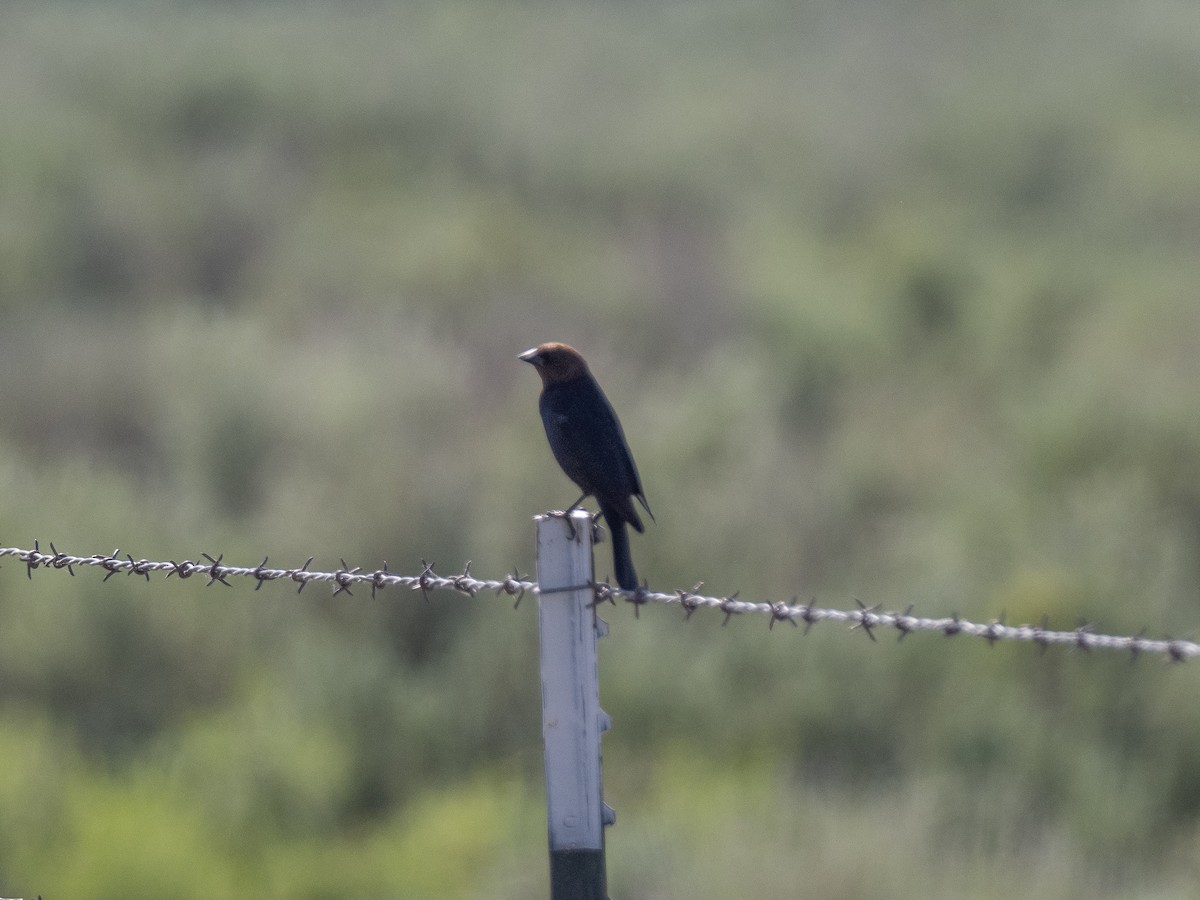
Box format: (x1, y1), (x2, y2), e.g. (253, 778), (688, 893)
(518, 342), (590, 386)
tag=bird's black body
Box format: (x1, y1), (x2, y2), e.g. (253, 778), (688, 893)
(539, 375), (647, 533)
(520, 342), (652, 590)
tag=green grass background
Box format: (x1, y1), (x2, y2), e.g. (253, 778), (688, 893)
(1, 1), (1199, 896)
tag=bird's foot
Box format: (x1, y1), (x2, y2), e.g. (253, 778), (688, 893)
(549, 508), (582, 541)
(590, 514), (606, 545)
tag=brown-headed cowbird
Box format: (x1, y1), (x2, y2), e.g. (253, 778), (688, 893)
(519, 342), (653, 590)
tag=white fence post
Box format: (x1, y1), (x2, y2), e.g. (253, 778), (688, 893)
(536, 510), (613, 900)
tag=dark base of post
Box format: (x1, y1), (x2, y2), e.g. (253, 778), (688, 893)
(549, 848), (608, 900)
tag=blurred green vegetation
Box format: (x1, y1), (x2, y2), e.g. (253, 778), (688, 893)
(0, 0), (1198, 896)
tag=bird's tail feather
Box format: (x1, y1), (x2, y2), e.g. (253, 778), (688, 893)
(601, 505), (638, 591)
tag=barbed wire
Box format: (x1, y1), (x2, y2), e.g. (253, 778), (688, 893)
(0, 542), (534, 604)
(1, 542), (1195, 662)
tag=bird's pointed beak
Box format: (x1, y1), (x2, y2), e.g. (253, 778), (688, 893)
(518, 347), (541, 365)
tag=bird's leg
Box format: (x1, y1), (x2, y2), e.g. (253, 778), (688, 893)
(560, 493), (589, 540)
(588, 508), (604, 542)
(589, 511), (606, 545)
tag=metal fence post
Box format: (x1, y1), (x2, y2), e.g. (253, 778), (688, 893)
(536, 510), (614, 900)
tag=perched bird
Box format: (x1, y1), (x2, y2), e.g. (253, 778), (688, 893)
(519, 342), (653, 590)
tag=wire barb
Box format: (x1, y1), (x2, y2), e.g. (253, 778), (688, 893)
(984, 612), (1007, 647)
(333, 559), (359, 597)
(453, 561), (478, 597)
(1073, 621), (1094, 652)
(677, 583), (704, 621)
(799, 598), (819, 635)
(768, 600), (799, 630)
(719, 592), (742, 626)
(292, 556), (315, 593)
(25, 539), (43, 579)
(414, 559), (437, 603)
(127, 555), (153, 582)
(588, 580), (617, 609)
(201, 553), (231, 587)
(251, 557), (275, 591)
(625, 582), (651, 619)
(499, 568), (528, 609)
(371, 563), (392, 600)
(851, 599), (880, 642)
